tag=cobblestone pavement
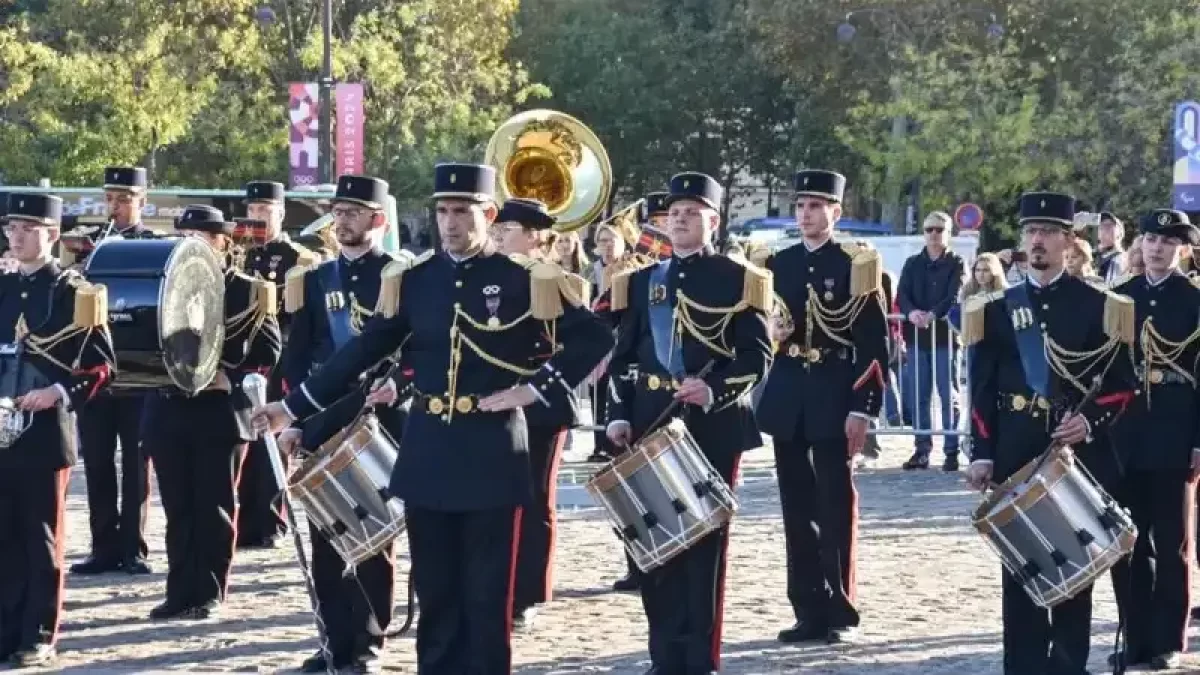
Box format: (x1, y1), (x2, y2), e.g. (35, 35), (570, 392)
(25, 436), (1200, 674)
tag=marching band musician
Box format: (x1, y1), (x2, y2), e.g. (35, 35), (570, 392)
(236, 180), (318, 550)
(73, 166), (156, 576)
(143, 205), (282, 621)
(253, 162), (613, 674)
(754, 169), (888, 645)
(964, 192), (1137, 675)
(277, 176), (403, 674)
(605, 172), (772, 675)
(494, 197), (588, 630)
(1107, 208), (1200, 671)
(0, 193), (116, 667)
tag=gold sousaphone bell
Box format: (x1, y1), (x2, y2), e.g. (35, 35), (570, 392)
(484, 109), (613, 233)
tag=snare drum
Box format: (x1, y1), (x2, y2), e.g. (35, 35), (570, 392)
(84, 237), (225, 393)
(289, 415), (405, 567)
(973, 447), (1136, 608)
(586, 419), (737, 573)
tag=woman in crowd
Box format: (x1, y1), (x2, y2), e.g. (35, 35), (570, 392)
(1126, 235), (1145, 276)
(1066, 238), (1101, 281)
(962, 252), (1007, 297)
(553, 230), (590, 276)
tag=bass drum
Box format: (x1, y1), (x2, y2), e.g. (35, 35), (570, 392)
(85, 237), (226, 394)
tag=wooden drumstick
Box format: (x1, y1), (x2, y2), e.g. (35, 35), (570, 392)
(630, 360), (717, 447)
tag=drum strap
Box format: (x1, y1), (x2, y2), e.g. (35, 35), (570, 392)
(317, 260), (355, 350)
(647, 260), (685, 379)
(1003, 284), (1050, 398)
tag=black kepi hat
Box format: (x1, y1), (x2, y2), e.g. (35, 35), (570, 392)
(496, 198), (555, 230)
(333, 175), (388, 209)
(431, 163), (496, 203)
(1018, 192), (1076, 228)
(175, 205), (232, 235)
(103, 166), (148, 193)
(245, 181), (285, 204)
(663, 172), (722, 211)
(793, 169), (846, 204)
(1140, 208), (1200, 245)
(5, 193), (63, 226)
(644, 191), (669, 219)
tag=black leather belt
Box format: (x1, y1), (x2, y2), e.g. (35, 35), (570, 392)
(1137, 366), (1191, 386)
(998, 393), (1052, 413)
(637, 372), (682, 391)
(416, 393), (481, 416)
(780, 343), (848, 363)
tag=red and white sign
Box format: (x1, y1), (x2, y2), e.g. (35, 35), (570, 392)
(954, 202), (984, 231)
(335, 83), (365, 177)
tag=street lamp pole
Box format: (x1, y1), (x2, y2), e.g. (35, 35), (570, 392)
(318, 0), (333, 185)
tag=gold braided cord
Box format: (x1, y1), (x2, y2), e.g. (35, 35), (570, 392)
(445, 306), (539, 422)
(350, 296), (373, 335)
(1138, 318), (1200, 406)
(804, 287), (869, 350)
(455, 307), (532, 332)
(455, 331), (538, 377)
(675, 292), (738, 360)
(1044, 334), (1121, 396)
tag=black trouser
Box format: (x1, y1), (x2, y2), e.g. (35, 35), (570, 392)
(0, 468), (69, 655)
(235, 438), (288, 543)
(513, 425), (566, 612)
(78, 394), (149, 561)
(1002, 570), (1092, 675)
(774, 436), (859, 628)
(408, 505), (521, 675)
(1111, 469), (1195, 659)
(640, 455), (739, 675)
(310, 522), (395, 665)
(592, 374), (614, 457)
(148, 394), (245, 608)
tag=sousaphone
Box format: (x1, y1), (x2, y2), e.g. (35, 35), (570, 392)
(484, 109), (613, 233)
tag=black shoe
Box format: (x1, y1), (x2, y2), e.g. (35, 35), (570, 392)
(902, 453), (930, 470)
(942, 454), (960, 472)
(149, 600), (193, 621)
(185, 600), (220, 620)
(1150, 652), (1182, 670)
(826, 626), (859, 644)
(348, 652), (383, 674)
(1108, 649), (1150, 669)
(70, 555), (122, 575)
(777, 620), (829, 643)
(1192, 606), (1200, 621)
(612, 573), (640, 592)
(123, 557), (152, 575)
(11, 643), (56, 668)
(587, 452), (610, 463)
(237, 535), (280, 550)
(513, 606), (537, 631)
(299, 651), (330, 673)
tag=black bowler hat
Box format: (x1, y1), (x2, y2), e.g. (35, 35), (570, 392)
(663, 172), (722, 211)
(245, 181), (285, 204)
(175, 205), (232, 235)
(1140, 208), (1200, 244)
(432, 163), (496, 203)
(1018, 192), (1076, 228)
(644, 191), (668, 219)
(496, 198), (555, 230)
(103, 166), (148, 192)
(793, 169), (846, 204)
(5, 193), (63, 225)
(333, 175), (388, 209)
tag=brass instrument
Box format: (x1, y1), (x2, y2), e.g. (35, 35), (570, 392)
(300, 213), (339, 258)
(484, 109), (613, 233)
(596, 199), (644, 248)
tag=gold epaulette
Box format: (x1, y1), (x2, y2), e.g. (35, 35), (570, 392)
(724, 255), (773, 313)
(611, 260), (653, 312)
(289, 240), (318, 267)
(252, 277), (277, 317)
(1107, 273), (1135, 290)
(377, 249), (433, 319)
(747, 246), (772, 268)
(530, 261), (585, 320)
(961, 290), (1002, 346)
(72, 280), (108, 329)
(1103, 291), (1136, 344)
(283, 265), (312, 314)
(508, 252), (535, 269)
(840, 242), (881, 296)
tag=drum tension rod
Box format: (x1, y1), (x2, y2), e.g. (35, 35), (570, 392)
(670, 499), (688, 515)
(1019, 560), (1041, 582)
(1075, 529), (1095, 546)
(332, 521), (350, 536)
(642, 512), (660, 529)
(1049, 550), (1069, 568)
(692, 480), (715, 497)
(353, 505), (370, 521)
(619, 525), (639, 542)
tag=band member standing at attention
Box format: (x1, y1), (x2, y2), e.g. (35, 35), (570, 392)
(72, 166), (156, 576)
(494, 198), (588, 630)
(755, 170), (888, 645)
(964, 192), (1137, 675)
(254, 163), (613, 675)
(143, 206), (281, 621)
(0, 194), (116, 667)
(236, 180), (317, 549)
(1108, 208), (1200, 671)
(606, 172), (772, 675)
(277, 176), (403, 674)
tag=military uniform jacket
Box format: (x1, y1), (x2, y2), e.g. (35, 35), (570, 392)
(1110, 271), (1200, 470)
(523, 263), (590, 431)
(113, 223), (158, 240)
(222, 268), (283, 441)
(281, 248), (404, 448)
(243, 235), (317, 333)
(282, 250), (614, 512)
(968, 273), (1137, 483)
(0, 262), (116, 470)
(607, 250), (772, 464)
(754, 240), (889, 442)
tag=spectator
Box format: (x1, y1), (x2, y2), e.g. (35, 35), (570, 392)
(997, 247), (1029, 283)
(1095, 211), (1126, 282)
(554, 230), (590, 277)
(588, 224), (625, 298)
(1066, 238), (1100, 280)
(897, 211), (966, 471)
(1127, 235), (1145, 276)
(963, 252), (1008, 297)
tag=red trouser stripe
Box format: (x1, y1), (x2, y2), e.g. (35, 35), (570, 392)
(711, 455), (742, 670)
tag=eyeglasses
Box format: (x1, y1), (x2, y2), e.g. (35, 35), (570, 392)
(924, 227), (945, 234)
(331, 207), (371, 220)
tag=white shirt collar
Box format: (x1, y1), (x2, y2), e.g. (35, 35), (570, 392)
(1026, 269), (1065, 288)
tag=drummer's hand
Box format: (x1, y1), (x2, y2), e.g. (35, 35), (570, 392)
(479, 385), (539, 412)
(769, 319), (793, 343)
(674, 378), (712, 408)
(17, 386), (62, 411)
(277, 428), (302, 457)
(844, 414), (869, 456)
(966, 460), (993, 491)
(252, 402), (294, 435)
(1051, 413), (1090, 445)
(606, 421), (632, 447)
(365, 379), (398, 406)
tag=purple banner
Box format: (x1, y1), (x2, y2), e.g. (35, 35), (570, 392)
(335, 83), (365, 178)
(288, 82), (320, 187)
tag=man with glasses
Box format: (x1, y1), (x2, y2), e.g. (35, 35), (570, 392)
(897, 211), (967, 471)
(0, 193), (116, 667)
(72, 166), (157, 576)
(236, 181), (318, 550)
